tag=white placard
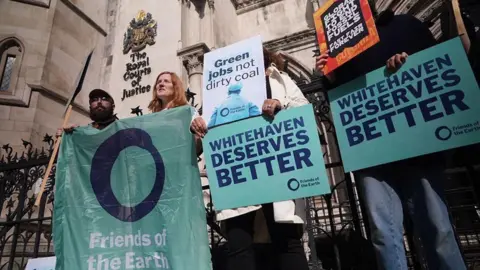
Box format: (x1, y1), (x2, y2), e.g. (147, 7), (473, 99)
(202, 35), (266, 128)
(25, 257), (56, 270)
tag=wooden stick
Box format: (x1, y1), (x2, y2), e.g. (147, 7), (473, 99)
(451, 0), (471, 52)
(34, 105), (73, 207)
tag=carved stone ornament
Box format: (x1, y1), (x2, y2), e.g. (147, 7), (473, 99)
(177, 43), (210, 75)
(207, 0), (214, 8)
(231, 0), (283, 14)
(123, 10), (158, 54)
(264, 29), (316, 52)
(179, 0), (215, 10)
(11, 0), (50, 8)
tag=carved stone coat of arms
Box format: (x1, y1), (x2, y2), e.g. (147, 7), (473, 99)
(123, 10), (157, 54)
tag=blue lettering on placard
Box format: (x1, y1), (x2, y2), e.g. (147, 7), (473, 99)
(346, 125), (363, 146)
(442, 69), (461, 87)
(277, 152), (296, 173)
(365, 99), (380, 116)
(340, 110), (353, 126)
(424, 74), (443, 94)
(352, 104), (366, 121)
(215, 148), (313, 188)
(282, 133), (296, 148)
(209, 117), (305, 152)
(391, 88), (409, 106)
(261, 156), (276, 176)
(90, 128), (165, 222)
(344, 89), (469, 146)
(295, 130), (309, 145)
(419, 96), (444, 122)
(441, 90), (469, 114)
(210, 116), (315, 188)
(378, 93), (394, 111)
(234, 146), (247, 161)
(406, 81), (423, 98)
(245, 143), (257, 159)
(378, 111), (397, 133)
(336, 54), (455, 113)
(337, 54), (471, 147)
(337, 96), (352, 110)
(363, 118), (381, 141)
(256, 141), (270, 155)
(268, 137), (282, 151)
(386, 74), (401, 89)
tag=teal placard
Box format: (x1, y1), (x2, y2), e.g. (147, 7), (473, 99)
(53, 106), (210, 270)
(329, 37), (480, 172)
(203, 104), (331, 210)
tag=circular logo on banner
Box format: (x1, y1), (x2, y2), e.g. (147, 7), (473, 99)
(435, 126), (452, 141)
(287, 178), (300, 191)
(220, 108), (230, 117)
(90, 128), (165, 222)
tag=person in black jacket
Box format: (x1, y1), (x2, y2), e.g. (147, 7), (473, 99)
(316, 9), (466, 270)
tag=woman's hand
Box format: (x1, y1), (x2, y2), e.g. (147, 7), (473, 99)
(262, 99), (282, 118)
(315, 50), (329, 71)
(386, 52), (408, 71)
(190, 117), (208, 138)
(56, 124), (78, 138)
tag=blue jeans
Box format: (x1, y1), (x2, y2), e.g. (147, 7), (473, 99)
(357, 163), (465, 270)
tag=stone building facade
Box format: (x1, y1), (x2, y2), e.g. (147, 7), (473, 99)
(1, 0), (479, 268)
(0, 0), (109, 153)
(1, 0), (474, 151)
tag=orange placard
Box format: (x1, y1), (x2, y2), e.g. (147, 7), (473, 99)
(314, 0), (380, 74)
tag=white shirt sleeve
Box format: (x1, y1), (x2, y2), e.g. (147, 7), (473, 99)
(189, 106), (200, 134)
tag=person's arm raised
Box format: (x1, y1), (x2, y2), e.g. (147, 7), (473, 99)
(315, 51), (336, 86)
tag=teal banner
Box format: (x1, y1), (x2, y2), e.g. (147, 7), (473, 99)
(53, 106), (210, 270)
(203, 104), (330, 210)
(329, 37), (480, 172)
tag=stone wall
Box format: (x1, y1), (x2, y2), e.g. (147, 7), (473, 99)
(106, 0), (183, 119)
(0, 0), (109, 152)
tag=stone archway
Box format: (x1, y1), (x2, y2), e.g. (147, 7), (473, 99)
(277, 51), (314, 84)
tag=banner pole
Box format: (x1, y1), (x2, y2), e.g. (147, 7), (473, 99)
(34, 105), (73, 207)
(33, 49), (93, 208)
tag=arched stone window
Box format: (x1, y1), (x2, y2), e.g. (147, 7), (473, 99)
(0, 38), (23, 94)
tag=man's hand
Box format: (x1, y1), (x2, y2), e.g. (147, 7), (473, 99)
(315, 50), (329, 71)
(386, 52), (408, 71)
(190, 117), (208, 138)
(262, 99), (282, 118)
(56, 124), (78, 138)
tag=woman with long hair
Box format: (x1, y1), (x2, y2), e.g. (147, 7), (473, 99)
(148, 71), (188, 112)
(191, 48), (310, 270)
(149, 71), (202, 155)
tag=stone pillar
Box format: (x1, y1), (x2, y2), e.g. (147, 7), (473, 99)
(201, 1), (216, 49)
(177, 43), (210, 187)
(177, 43), (210, 107)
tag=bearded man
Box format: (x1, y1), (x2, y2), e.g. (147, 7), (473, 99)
(56, 89), (117, 137)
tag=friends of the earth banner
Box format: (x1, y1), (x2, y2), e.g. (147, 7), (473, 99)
(314, 0), (379, 74)
(329, 37), (480, 172)
(202, 35), (266, 128)
(53, 106), (210, 270)
(203, 104), (330, 210)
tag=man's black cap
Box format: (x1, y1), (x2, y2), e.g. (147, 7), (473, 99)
(89, 89), (114, 104)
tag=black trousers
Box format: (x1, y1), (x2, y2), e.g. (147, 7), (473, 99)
(225, 203), (309, 270)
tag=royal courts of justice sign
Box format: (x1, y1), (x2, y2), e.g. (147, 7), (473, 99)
(329, 37), (480, 172)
